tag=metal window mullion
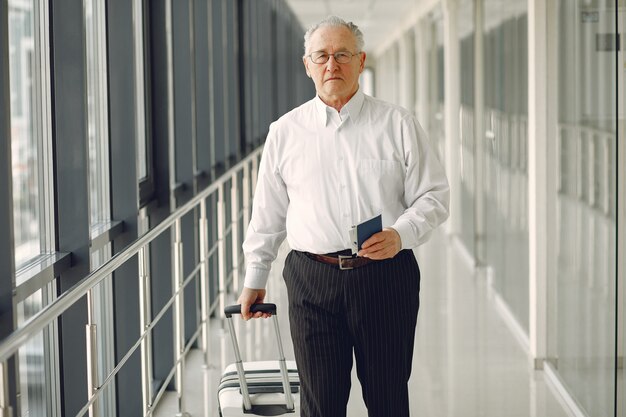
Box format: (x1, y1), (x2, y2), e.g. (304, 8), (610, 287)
(251, 0), (259, 143)
(206, 0), (216, 178)
(221, 0), (230, 162)
(242, 0), (251, 149)
(132, 0), (147, 181)
(96, 0), (110, 222)
(188, 0), (198, 193)
(34, 0), (54, 254)
(0, 2), (19, 410)
(165, 0), (177, 209)
(42, 0), (54, 253)
(93, 0), (101, 218)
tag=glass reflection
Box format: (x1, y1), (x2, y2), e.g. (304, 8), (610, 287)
(482, 0), (529, 332)
(9, 0), (39, 267)
(17, 286), (58, 417)
(548, 1), (618, 416)
(459, 0), (475, 256)
(85, 0), (110, 227)
(424, 9), (444, 162)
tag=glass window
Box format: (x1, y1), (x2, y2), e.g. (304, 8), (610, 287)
(9, 0), (53, 268)
(548, 2), (618, 417)
(134, 0), (155, 206)
(85, 0), (110, 227)
(482, 0), (529, 333)
(375, 45), (399, 104)
(399, 30), (415, 112)
(425, 10), (445, 162)
(85, 2), (116, 414)
(9, 2), (58, 416)
(210, 0), (226, 171)
(16, 285), (60, 417)
(458, 0), (475, 258)
(359, 67), (374, 96)
(134, 0), (148, 181)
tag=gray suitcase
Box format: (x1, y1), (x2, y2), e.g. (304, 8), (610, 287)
(218, 303), (300, 416)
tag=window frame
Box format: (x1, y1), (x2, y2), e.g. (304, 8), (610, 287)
(9, 0), (55, 271)
(136, 0), (156, 208)
(7, 2), (61, 414)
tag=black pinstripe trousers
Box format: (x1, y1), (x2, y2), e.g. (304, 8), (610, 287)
(282, 249), (421, 417)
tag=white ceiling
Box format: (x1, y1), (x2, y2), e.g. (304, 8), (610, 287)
(284, 0), (420, 55)
(284, 0), (530, 55)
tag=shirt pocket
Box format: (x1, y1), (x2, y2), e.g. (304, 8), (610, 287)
(356, 159), (404, 216)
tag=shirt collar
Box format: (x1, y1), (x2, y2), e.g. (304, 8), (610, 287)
(314, 88), (365, 127)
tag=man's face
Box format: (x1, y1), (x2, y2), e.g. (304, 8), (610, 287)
(303, 26), (366, 104)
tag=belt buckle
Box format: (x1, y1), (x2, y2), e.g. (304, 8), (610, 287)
(338, 255), (354, 270)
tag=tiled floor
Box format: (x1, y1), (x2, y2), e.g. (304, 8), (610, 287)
(154, 231), (573, 417)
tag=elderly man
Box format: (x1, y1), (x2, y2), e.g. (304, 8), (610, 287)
(237, 15), (449, 417)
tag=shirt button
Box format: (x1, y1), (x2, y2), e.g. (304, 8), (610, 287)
(343, 213), (349, 218)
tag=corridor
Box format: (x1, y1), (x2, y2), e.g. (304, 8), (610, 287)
(154, 231), (572, 417)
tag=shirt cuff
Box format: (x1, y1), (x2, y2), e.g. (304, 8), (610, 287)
(391, 219), (417, 250)
(243, 266), (270, 290)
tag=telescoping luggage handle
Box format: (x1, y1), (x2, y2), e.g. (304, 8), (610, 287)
(224, 303), (295, 413)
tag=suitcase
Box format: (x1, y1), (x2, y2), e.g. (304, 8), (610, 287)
(218, 303), (300, 416)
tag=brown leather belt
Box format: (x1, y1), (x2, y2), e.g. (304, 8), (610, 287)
(306, 253), (374, 270)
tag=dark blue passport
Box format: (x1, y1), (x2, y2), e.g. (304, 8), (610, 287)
(354, 214), (382, 251)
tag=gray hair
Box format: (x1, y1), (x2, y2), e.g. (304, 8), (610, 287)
(303, 16), (364, 55)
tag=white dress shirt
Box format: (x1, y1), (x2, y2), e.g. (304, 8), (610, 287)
(242, 89), (450, 289)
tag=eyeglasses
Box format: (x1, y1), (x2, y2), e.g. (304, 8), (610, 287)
(306, 51), (361, 64)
